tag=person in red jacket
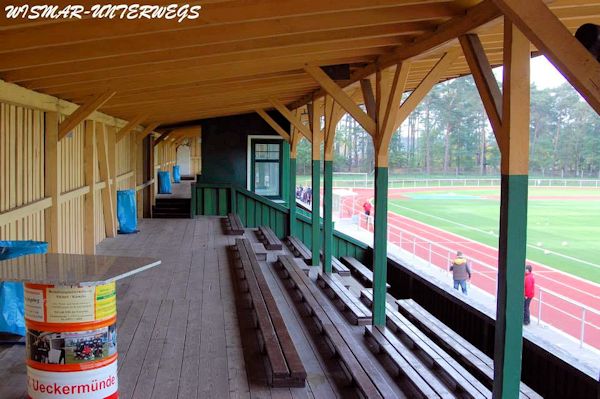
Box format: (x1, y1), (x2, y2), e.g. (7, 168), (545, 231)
(524, 264), (535, 325)
(362, 201), (372, 216)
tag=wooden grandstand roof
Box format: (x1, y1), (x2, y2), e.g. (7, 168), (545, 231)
(0, 0), (598, 126)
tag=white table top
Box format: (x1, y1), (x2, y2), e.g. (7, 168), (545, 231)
(0, 253), (161, 286)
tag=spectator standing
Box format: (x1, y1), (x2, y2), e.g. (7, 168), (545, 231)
(524, 264), (535, 325)
(450, 251), (471, 295)
(362, 200), (372, 216)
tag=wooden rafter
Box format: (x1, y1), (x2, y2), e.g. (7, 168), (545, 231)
(116, 114), (147, 142)
(136, 123), (161, 142)
(394, 49), (460, 131)
(153, 130), (175, 147)
(360, 79), (377, 121)
(269, 98), (312, 141)
(289, 0), (502, 110)
(255, 109), (290, 142)
(377, 63), (411, 153)
(459, 34), (505, 151)
(304, 65), (376, 137)
(491, 0), (600, 114)
(58, 91), (116, 140)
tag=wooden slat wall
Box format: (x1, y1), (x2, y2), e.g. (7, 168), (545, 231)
(153, 140), (177, 195)
(190, 136), (201, 176)
(58, 117), (84, 253)
(0, 99), (142, 253)
(0, 103), (45, 241)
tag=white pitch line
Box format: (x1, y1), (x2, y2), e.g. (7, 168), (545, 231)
(389, 202), (600, 271)
(388, 202), (600, 294)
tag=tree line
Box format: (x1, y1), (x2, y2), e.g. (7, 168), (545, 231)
(296, 75), (600, 178)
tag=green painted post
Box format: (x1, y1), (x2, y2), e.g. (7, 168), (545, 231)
(311, 159), (321, 266)
(323, 160), (333, 273)
(372, 166), (388, 326)
(494, 174), (528, 398)
(289, 157), (297, 237)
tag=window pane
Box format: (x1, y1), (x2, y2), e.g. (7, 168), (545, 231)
(255, 144), (267, 152)
(254, 162), (280, 197)
(268, 144), (279, 152)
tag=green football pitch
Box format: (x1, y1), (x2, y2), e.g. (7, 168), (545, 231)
(387, 187), (600, 283)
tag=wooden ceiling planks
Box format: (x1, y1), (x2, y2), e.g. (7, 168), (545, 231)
(0, 0), (598, 124)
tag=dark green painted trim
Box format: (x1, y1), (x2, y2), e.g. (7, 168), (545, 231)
(323, 160), (333, 273)
(311, 159), (321, 266)
(282, 141), (290, 205)
(373, 166), (388, 326)
(289, 157), (297, 237)
(494, 174), (528, 399)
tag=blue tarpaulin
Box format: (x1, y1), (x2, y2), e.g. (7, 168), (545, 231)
(117, 189), (138, 234)
(0, 240), (48, 336)
(158, 171), (172, 194)
(173, 165), (181, 183)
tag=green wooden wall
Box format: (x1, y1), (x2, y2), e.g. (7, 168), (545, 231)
(191, 183), (368, 263)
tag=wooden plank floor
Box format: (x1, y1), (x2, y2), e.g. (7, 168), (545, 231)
(0, 217), (405, 398)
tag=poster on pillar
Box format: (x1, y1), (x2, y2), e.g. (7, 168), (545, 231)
(24, 283), (117, 326)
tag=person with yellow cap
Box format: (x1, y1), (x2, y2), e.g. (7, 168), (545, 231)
(450, 250), (471, 295)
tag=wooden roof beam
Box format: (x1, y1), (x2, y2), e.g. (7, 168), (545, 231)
(153, 130), (175, 147)
(116, 114), (147, 142)
(491, 0), (600, 114)
(269, 98), (312, 142)
(377, 63), (411, 153)
(58, 91), (115, 140)
(255, 109), (291, 142)
(394, 48), (461, 131)
(304, 65), (376, 137)
(136, 123), (161, 142)
(459, 34), (505, 151)
(289, 0), (502, 110)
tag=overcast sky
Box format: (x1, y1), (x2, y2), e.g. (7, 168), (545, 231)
(493, 55), (568, 89)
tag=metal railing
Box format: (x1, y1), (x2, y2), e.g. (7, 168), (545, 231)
(349, 206), (600, 349)
(327, 177), (600, 189)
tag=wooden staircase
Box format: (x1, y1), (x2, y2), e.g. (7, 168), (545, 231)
(152, 198), (191, 219)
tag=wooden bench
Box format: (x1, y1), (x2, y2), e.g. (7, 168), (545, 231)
(319, 251), (351, 276)
(316, 273), (371, 325)
(223, 213), (244, 235)
(256, 226), (283, 250)
(341, 256), (390, 290)
(361, 290), (491, 399)
(252, 242), (267, 261)
(286, 236), (312, 264)
(275, 255), (396, 399)
(396, 299), (541, 399)
(232, 239), (306, 387)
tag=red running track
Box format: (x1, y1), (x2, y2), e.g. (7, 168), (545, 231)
(341, 187), (600, 349)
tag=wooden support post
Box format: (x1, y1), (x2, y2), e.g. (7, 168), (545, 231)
(83, 120), (96, 254)
(96, 122), (117, 238)
(136, 138), (144, 219)
(309, 101), (321, 267)
(289, 124), (301, 237)
(107, 126), (117, 231)
(493, 21), (530, 399)
(492, 0), (600, 114)
(58, 91), (116, 140)
(44, 112), (60, 253)
(322, 96), (344, 274)
(371, 63), (410, 326)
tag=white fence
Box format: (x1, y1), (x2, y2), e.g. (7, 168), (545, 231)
(330, 178), (600, 189)
(352, 210), (600, 349)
